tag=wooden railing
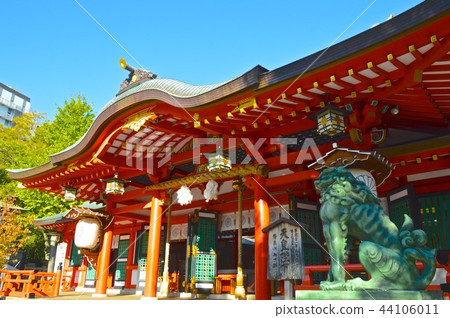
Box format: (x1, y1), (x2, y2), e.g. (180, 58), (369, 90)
(296, 264), (365, 290)
(0, 269), (62, 298)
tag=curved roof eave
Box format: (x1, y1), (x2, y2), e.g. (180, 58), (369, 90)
(8, 0), (449, 182)
(7, 161), (60, 180)
(8, 65), (268, 180)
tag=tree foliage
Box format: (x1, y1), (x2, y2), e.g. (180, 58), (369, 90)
(0, 94), (95, 266)
(0, 94), (95, 171)
(0, 201), (32, 268)
(0, 112), (47, 169)
(39, 95), (95, 155)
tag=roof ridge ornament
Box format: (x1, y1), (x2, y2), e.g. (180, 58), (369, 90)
(118, 58), (157, 93)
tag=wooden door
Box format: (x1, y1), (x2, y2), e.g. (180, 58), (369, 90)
(185, 210), (217, 293)
(386, 184), (422, 229)
(288, 196), (324, 282)
(417, 191), (450, 250)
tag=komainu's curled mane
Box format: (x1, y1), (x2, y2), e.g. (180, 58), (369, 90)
(315, 167), (436, 291)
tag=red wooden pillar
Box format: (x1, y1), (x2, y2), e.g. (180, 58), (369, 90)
(94, 225), (113, 296)
(253, 174), (271, 300)
(79, 260), (87, 288)
(93, 201), (114, 297)
(143, 192), (164, 298)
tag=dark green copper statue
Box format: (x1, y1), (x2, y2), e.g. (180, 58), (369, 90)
(315, 167), (436, 291)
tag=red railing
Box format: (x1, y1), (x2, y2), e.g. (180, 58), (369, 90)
(0, 269), (62, 298)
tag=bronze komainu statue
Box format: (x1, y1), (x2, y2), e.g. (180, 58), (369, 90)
(315, 167), (436, 291)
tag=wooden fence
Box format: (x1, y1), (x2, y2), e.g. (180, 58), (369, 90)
(0, 269), (62, 298)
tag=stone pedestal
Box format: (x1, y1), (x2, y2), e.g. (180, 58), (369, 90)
(296, 290), (443, 300)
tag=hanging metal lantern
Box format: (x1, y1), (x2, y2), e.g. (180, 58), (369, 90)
(232, 177), (243, 191)
(63, 186), (78, 201)
(205, 150), (232, 172)
(310, 103), (350, 136)
(101, 173), (126, 195)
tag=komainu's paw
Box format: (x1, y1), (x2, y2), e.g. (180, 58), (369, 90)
(344, 277), (365, 291)
(320, 281), (345, 290)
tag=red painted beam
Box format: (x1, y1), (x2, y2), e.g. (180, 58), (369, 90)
(110, 187), (149, 203)
(169, 215), (189, 225)
(110, 202), (151, 215)
(265, 143), (334, 170)
(410, 175), (450, 187)
(386, 147), (450, 163)
(390, 158), (450, 177)
(266, 170), (319, 187)
(118, 213), (149, 221)
(414, 181), (450, 194)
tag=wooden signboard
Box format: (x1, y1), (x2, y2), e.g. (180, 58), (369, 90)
(263, 218), (305, 280)
(53, 242), (67, 273)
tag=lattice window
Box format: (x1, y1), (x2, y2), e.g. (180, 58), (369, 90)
(296, 211), (322, 245)
(115, 263), (127, 281)
(304, 248), (326, 282)
(303, 247), (322, 265)
(194, 253), (216, 281)
(140, 231), (148, 255)
(118, 239), (129, 258)
(86, 263), (96, 280)
(196, 218), (216, 251)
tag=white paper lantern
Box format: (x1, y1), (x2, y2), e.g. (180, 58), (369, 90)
(177, 185), (193, 206)
(348, 168), (378, 198)
(74, 218), (101, 249)
(204, 180), (219, 202)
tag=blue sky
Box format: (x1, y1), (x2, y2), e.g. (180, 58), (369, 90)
(1, 0), (424, 120)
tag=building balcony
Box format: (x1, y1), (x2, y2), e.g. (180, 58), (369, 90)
(0, 110), (14, 121)
(0, 97), (25, 112)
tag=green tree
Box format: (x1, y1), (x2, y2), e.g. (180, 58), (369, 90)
(0, 200), (31, 268)
(0, 94), (95, 267)
(0, 112), (47, 169)
(38, 94), (95, 155)
(0, 169), (10, 186)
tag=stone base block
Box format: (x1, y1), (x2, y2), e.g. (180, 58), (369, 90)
(296, 290), (443, 300)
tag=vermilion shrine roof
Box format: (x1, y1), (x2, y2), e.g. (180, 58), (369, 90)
(8, 0), (450, 205)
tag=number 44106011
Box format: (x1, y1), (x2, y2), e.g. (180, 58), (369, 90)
(379, 304), (438, 315)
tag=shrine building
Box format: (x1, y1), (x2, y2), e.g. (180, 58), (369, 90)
(8, 0), (450, 299)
